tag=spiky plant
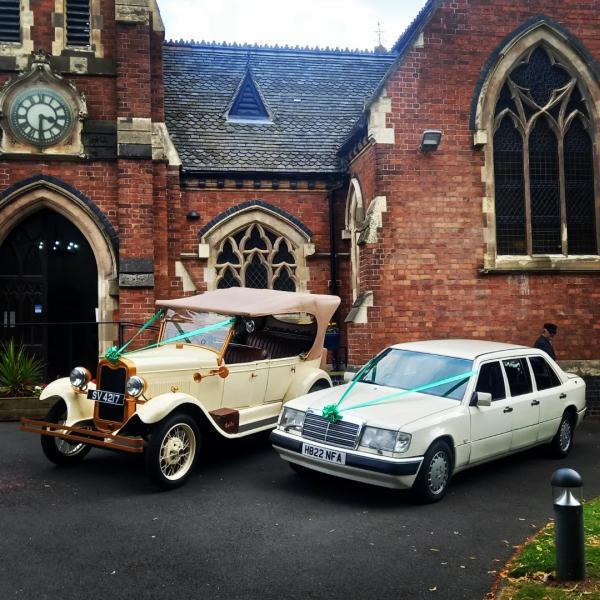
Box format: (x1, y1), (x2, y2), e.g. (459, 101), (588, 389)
(0, 340), (44, 398)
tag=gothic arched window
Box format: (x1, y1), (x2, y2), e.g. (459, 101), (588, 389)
(215, 223), (298, 291)
(493, 46), (597, 256)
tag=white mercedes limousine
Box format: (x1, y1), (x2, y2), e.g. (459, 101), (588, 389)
(270, 340), (586, 502)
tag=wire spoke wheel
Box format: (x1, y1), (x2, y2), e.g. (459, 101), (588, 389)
(146, 414), (200, 490)
(159, 424), (195, 480)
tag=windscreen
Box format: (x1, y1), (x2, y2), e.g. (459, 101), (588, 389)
(161, 309), (233, 352)
(360, 348), (473, 400)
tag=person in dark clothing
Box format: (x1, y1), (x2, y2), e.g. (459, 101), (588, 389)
(534, 322), (557, 360)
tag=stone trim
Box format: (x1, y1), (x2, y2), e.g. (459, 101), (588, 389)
(470, 15), (600, 132)
(344, 178), (364, 302)
(199, 206), (313, 292)
(0, 1), (34, 71)
(52, 0), (104, 59)
(118, 273), (154, 287)
(198, 200), (313, 241)
(0, 174), (119, 250)
(344, 290), (373, 324)
(120, 258), (153, 273)
(358, 196), (387, 244)
(175, 261), (196, 292)
(115, 0), (150, 25)
(472, 20), (600, 271)
(0, 51), (88, 157)
(152, 122), (181, 166)
(117, 117), (152, 159)
(367, 88), (394, 145)
(0, 176), (119, 350)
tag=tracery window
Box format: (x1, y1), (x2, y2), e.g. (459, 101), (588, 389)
(493, 46), (597, 256)
(215, 223), (298, 291)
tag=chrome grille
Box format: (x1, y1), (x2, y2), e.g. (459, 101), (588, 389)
(302, 412), (360, 449)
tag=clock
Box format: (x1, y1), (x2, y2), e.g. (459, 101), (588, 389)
(8, 87), (73, 146)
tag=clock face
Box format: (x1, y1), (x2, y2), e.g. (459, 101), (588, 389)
(9, 88), (73, 146)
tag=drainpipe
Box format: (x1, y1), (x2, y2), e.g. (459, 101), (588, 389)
(328, 178), (346, 370)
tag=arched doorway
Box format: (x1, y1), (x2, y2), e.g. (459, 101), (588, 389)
(0, 208), (98, 379)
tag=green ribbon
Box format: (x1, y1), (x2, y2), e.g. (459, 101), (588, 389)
(104, 313), (236, 362)
(104, 309), (164, 362)
(322, 369), (475, 423)
(124, 317), (236, 355)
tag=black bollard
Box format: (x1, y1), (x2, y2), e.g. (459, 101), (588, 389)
(551, 468), (585, 581)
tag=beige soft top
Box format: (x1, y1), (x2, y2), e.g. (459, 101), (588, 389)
(156, 288), (340, 361)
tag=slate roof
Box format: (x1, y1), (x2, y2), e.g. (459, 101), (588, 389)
(163, 43), (396, 174)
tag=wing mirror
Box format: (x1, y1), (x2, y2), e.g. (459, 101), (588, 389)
(471, 391), (492, 407)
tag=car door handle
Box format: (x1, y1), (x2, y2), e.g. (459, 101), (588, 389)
(559, 393), (567, 399)
(531, 399), (540, 406)
(503, 406), (513, 413)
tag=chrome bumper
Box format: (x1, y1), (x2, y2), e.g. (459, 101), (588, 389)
(270, 430), (423, 489)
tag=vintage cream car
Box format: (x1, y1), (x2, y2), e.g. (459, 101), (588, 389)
(21, 288), (340, 489)
(271, 340), (587, 502)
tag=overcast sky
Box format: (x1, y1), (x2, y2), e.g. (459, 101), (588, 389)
(156, 0), (429, 52)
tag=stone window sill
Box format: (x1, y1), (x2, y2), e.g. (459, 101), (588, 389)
(481, 255), (600, 273)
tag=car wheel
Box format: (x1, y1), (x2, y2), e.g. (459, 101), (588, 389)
(40, 399), (91, 466)
(412, 440), (452, 503)
(145, 413), (200, 490)
(550, 413), (574, 458)
(308, 380), (330, 393)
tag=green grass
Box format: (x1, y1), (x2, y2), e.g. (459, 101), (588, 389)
(497, 496), (600, 599)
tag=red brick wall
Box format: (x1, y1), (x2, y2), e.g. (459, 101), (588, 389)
(0, 2), (165, 328)
(347, 0), (600, 365)
(178, 186), (333, 296)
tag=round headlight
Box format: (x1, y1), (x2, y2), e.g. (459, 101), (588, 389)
(126, 376), (146, 398)
(70, 366), (91, 390)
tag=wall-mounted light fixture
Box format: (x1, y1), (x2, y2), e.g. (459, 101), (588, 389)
(419, 129), (442, 152)
(186, 211), (200, 221)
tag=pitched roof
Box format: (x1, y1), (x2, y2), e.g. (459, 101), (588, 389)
(163, 43), (396, 174)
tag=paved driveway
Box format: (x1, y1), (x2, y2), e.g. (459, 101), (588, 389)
(1, 420), (599, 600)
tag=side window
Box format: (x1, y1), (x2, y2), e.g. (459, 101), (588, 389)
(529, 356), (561, 391)
(502, 358), (533, 397)
(475, 361), (506, 401)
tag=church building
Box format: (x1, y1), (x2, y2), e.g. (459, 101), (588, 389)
(0, 0), (598, 413)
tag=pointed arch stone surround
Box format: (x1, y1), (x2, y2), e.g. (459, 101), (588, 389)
(471, 16), (600, 271)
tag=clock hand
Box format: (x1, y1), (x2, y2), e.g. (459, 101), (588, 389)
(37, 114), (56, 138)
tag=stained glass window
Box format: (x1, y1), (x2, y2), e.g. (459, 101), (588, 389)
(493, 45), (597, 256)
(215, 223), (298, 290)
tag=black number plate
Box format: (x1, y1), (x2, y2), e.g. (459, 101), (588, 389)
(87, 389), (125, 406)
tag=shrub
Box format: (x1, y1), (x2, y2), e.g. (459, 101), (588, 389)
(0, 340), (44, 398)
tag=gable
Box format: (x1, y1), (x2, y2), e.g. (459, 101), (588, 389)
(227, 70), (271, 122)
